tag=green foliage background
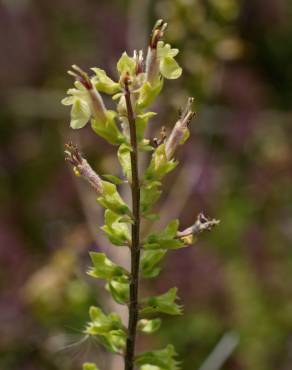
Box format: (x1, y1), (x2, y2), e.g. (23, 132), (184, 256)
(1, 0), (292, 369)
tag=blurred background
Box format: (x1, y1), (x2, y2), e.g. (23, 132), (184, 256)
(1, 0), (292, 369)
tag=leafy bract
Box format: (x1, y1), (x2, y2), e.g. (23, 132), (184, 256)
(141, 250), (167, 278)
(118, 143), (132, 181)
(136, 344), (180, 370)
(97, 181), (130, 216)
(145, 144), (178, 182)
(137, 79), (163, 109)
(91, 110), (124, 145)
(138, 318), (162, 334)
(84, 306), (126, 353)
(144, 220), (184, 250)
(101, 209), (130, 246)
(140, 181), (162, 214)
(91, 68), (120, 94)
(87, 252), (129, 281)
(140, 287), (183, 316)
(83, 363), (99, 370)
(106, 279), (129, 305)
(117, 52), (136, 77)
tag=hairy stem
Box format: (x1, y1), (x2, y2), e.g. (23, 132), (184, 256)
(124, 77), (141, 370)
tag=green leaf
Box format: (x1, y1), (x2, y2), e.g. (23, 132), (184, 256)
(144, 220), (184, 250)
(140, 287), (183, 316)
(137, 80), (163, 109)
(91, 110), (124, 145)
(145, 144), (178, 182)
(91, 68), (120, 94)
(102, 174), (124, 185)
(83, 363), (100, 370)
(141, 250), (166, 278)
(84, 306), (126, 353)
(106, 279), (129, 305)
(136, 344), (180, 370)
(138, 318), (161, 334)
(101, 209), (130, 246)
(117, 52), (136, 76)
(140, 181), (162, 214)
(87, 252), (129, 281)
(97, 181), (130, 216)
(118, 143), (132, 181)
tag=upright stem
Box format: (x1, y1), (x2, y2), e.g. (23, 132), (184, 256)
(124, 78), (141, 370)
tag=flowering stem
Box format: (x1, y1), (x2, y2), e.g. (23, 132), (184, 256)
(124, 76), (141, 370)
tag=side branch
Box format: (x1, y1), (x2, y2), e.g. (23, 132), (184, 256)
(123, 75), (141, 370)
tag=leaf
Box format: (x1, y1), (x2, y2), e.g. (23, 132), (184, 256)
(145, 144), (178, 182)
(144, 220), (184, 250)
(138, 318), (162, 334)
(136, 344), (180, 370)
(83, 363), (100, 370)
(101, 209), (130, 246)
(102, 174), (124, 185)
(106, 279), (129, 305)
(91, 68), (120, 94)
(84, 306), (126, 353)
(87, 252), (129, 281)
(91, 110), (124, 145)
(97, 181), (130, 216)
(118, 143), (132, 181)
(117, 52), (136, 76)
(140, 288), (183, 316)
(140, 181), (162, 214)
(141, 250), (166, 278)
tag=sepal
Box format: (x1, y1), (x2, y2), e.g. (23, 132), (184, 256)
(87, 252), (129, 281)
(136, 344), (180, 370)
(91, 110), (124, 145)
(141, 249), (166, 278)
(118, 143), (132, 181)
(97, 181), (130, 216)
(140, 287), (183, 316)
(144, 220), (184, 250)
(138, 318), (161, 334)
(101, 209), (131, 246)
(117, 52), (136, 77)
(145, 144), (178, 182)
(91, 68), (120, 94)
(84, 306), (126, 353)
(106, 279), (129, 305)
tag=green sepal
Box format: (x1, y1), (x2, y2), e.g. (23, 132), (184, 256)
(136, 344), (180, 370)
(118, 143), (132, 181)
(97, 181), (130, 216)
(83, 363), (100, 370)
(140, 181), (162, 214)
(137, 79), (163, 109)
(91, 110), (124, 145)
(101, 209), (130, 246)
(84, 306), (126, 353)
(140, 287), (183, 316)
(136, 112), (157, 141)
(143, 213), (160, 221)
(141, 249), (166, 278)
(102, 174), (124, 185)
(138, 318), (161, 334)
(106, 279), (129, 305)
(91, 68), (120, 95)
(144, 220), (184, 250)
(87, 252), (129, 281)
(117, 52), (136, 77)
(145, 144), (178, 182)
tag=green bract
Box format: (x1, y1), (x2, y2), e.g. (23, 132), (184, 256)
(140, 287), (183, 316)
(91, 68), (120, 94)
(136, 345), (180, 370)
